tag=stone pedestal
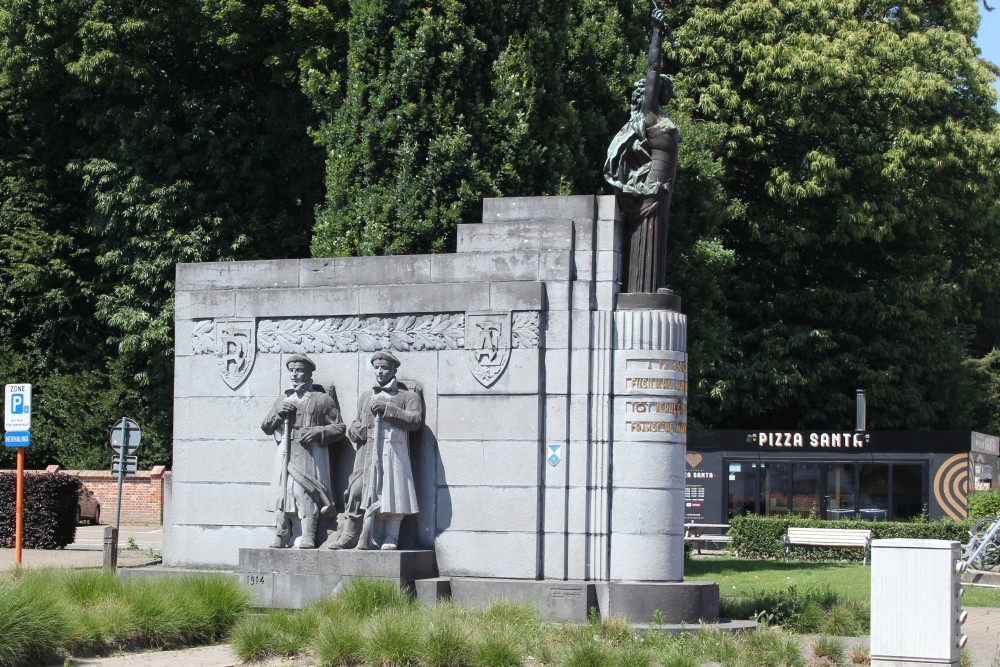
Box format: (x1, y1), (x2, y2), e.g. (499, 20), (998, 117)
(238, 548), (437, 608)
(610, 308), (687, 581)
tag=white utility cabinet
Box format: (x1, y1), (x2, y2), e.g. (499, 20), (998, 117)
(871, 539), (967, 667)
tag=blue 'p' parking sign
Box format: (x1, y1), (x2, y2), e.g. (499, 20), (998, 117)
(4, 384), (32, 431)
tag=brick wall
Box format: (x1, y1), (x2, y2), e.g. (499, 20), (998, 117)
(2, 465), (168, 525)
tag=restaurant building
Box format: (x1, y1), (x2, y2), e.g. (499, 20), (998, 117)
(684, 431), (999, 524)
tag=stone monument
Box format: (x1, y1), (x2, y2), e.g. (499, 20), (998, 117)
(163, 5), (719, 624)
(260, 354), (344, 549)
(329, 351), (424, 551)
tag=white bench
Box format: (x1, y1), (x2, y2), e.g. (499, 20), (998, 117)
(684, 523), (732, 554)
(784, 527), (872, 565)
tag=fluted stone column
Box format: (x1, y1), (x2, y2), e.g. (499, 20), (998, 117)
(610, 309), (687, 581)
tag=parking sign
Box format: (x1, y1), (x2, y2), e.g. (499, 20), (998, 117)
(4, 384), (31, 431)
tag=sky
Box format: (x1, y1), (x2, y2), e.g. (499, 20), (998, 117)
(977, 2), (1000, 107)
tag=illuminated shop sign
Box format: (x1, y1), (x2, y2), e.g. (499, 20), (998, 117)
(750, 431), (870, 449)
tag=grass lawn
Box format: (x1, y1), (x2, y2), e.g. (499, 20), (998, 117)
(685, 555), (1000, 608)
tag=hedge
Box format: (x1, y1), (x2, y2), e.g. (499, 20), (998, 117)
(0, 472), (79, 548)
(968, 489), (1000, 523)
(729, 514), (970, 561)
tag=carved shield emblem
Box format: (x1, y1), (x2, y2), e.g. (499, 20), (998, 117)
(465, 312), (511, 387)
(216, 318), (256, 389)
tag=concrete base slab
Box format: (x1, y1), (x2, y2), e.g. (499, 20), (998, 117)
(420, 577), (719, 624)
(238, 548), (438, 608)
(963, 568), (1000, 587)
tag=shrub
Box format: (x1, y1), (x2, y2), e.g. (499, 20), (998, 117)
(0, 472), (78, 548)
(968, 489), (1000, 523)
(729, 514), (969, 561)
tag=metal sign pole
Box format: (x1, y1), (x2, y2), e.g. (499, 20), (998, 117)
(14, 446), (24, 566)
(114, 424), (128, 531)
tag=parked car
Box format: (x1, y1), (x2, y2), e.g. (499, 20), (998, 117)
(77, 487), (101, 525)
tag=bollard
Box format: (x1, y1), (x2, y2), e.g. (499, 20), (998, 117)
(103, 526), (118, 570)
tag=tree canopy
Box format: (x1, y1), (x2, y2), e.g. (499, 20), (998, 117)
(0, 0), (997, 468)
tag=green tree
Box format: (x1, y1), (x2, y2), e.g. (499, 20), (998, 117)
(670, 0), (1000, 429)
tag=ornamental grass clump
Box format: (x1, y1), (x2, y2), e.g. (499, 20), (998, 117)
(421, 603), (474, 667)
(360, 607), (424, 666)
(0, 572), (68, 667)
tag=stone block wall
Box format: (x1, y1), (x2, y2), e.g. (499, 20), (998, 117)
(169, 194), (686, 583)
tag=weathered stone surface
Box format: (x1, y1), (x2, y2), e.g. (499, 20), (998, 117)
(488, 281), (546, 311)
(436, 486), (538, 532)
(174, 352), (281, 398)
(542, 486), (590, 533)
(176, 260), (300, 291)
(572, 281), (595, 311)
(359, 283), (490, 314)
(239, 548), (437, 608)
(483, 195), (596, 223)
(434, 440), (537, 487)
(543, 394), (589, 443)
(449, 578), (596, 623)
(436, 348), (539, 396)
(611, 441), (685, 488)
(430, 252), (542, 283)
(602, 581), (719, 623)
(164, 524), (275, 568)
(609, 532), (684, 581)
(614, 311), (687, 351)
(436, 395), (539, 441)
(434, 531), (537, 578)
(415, 578), (452, 605)
(596, 195), (619, 223)
(542, 533), (596, 581)
(299, 256), (432, 287)
(185, 290), (237, 319)
(174, 396), (275, 441)
(235, 287), (359, 318)
(543, 348), (592, 396)
(610, 488), (684, 534)
(169, 481), (270, 525)
(456, 220), (575, 253)
(172, 441), (277, 484)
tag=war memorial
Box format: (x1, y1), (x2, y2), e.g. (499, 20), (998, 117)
(162, 8), (716, 624)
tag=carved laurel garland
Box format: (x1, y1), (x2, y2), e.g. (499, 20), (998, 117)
(257, 314), (465, 353)
(192, 312), (540, 354)
(192, 320), (216, 354)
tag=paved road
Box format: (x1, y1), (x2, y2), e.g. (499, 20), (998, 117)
(0, 524), (163, 570)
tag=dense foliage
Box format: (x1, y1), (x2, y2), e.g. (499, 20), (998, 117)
(0, 0), (997, 467)
(968, 488), (1000, 522)
(0, 472), (78, 549)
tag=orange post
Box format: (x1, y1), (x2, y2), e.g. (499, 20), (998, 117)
(15, 446), (23, 565)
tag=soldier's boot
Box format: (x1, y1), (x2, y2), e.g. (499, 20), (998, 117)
(355, 514), (375, 550)
(380, 516), (402, 551)
(327, 516), (360, 550)
(271, 516), (290, 548)
(298, 518), (317, 549)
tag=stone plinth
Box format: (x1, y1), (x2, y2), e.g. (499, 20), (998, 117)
(238, 548), (437, 608)
(610, 309), (687, 581)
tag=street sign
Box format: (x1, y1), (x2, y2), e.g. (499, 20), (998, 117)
(109, 418), (141, 455)
(4, 384), (32, 431)
(111, 455), (138, 476)
(3, 431), (30, 448)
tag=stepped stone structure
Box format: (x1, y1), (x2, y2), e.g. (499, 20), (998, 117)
(167, 194), (717, 622)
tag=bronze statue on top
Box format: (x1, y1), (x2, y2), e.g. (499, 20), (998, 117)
(604, 6), (680, 294)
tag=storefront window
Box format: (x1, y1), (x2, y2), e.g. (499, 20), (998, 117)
(727, 462), (759, 518)
(892, 464), (924, 519)
(859, 464), (889, 520)
(791, 463), (821, 517)
(826, 463), (857, 520)
(763, 463), (790, 516)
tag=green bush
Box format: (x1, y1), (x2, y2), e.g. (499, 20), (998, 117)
(968, 489), (1000, 523)
(0, 472), (79, 549)
(728, 514), (969, 561)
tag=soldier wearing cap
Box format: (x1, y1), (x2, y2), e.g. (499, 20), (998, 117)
(261, 354), (345, 548)
(328, 350), (423, 550)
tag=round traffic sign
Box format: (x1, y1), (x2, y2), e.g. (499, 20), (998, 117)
(109, 417), (141, 455)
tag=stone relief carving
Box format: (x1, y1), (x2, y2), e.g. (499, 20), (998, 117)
(466, 312), (512, 387)
(192, 312), (540, 387)
(257, 314), (465, 353)
(217, 318), (256, 389)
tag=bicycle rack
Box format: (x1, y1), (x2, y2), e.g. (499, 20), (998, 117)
(962, 515), (1000, 571)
